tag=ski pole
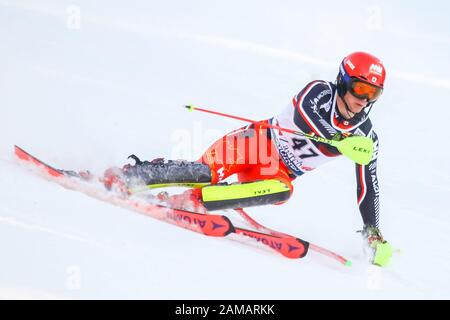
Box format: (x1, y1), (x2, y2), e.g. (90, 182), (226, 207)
(185, 105), (373, 165)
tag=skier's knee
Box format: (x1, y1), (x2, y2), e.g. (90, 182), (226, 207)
(274, 180), (293, 205)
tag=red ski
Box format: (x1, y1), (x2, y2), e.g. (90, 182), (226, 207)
(14, 145), (350, 263)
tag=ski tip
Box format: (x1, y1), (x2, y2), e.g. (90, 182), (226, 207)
(185, 105), (195, 112)
(345, 260), (353, 267)
(14, 145), (28, 160)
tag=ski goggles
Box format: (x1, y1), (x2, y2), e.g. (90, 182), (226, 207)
(348, 79), (383, 102)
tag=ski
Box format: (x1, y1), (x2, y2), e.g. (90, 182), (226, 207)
(14, 145), (349, 263)
(14, 146), (234, 236)
(234, 208), (351, 266)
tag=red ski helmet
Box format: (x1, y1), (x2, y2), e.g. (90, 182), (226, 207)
(336, 52), (386, 103)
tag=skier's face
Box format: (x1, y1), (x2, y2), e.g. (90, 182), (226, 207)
(339, 92), (368, 119)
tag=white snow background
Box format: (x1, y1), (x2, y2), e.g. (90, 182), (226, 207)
(1, 0), (450, 299)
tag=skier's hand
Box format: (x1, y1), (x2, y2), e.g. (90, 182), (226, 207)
(361, 226), (392, 267)
(370, 239), (392, 267)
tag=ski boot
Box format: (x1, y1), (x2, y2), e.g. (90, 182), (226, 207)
(156, 188), (206, 213)
(103, 167), (129, 194)
(360, 225), (392, 267)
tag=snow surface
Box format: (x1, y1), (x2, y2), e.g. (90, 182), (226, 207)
(1, 0), (450, 299)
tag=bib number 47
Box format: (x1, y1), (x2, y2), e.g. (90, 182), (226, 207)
(291, 138), (319, 159)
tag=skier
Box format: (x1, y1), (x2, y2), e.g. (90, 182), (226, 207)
(103, 51), (392, 266)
